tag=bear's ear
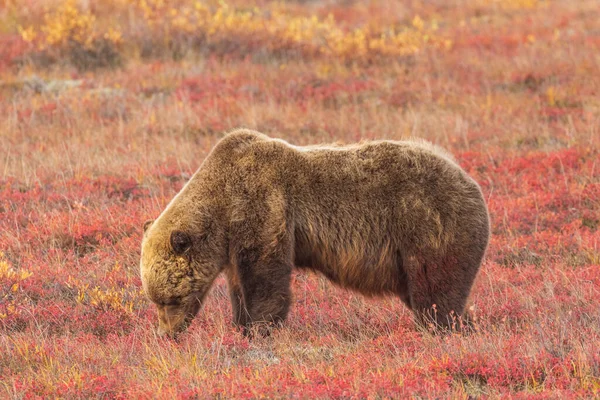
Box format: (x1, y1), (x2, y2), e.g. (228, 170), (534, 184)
(143, 219), (154, 233)
(170, 230), (192, 255)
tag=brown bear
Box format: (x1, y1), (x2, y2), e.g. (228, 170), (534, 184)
(140, 129), (490, 337)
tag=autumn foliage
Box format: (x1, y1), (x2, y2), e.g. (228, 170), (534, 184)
(1, 0), (599, 398)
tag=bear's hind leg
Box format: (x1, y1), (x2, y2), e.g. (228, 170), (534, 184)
(395, 258), (412, 310)
(404, 254), (477, 332)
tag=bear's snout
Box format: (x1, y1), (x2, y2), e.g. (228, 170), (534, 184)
(156, 304), (186, 338)
(156, 301), (201, 338)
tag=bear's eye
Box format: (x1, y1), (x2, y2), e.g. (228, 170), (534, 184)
(170, 230), (193, 254)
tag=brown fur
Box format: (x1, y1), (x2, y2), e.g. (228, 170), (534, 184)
(140, 129), (490, 337)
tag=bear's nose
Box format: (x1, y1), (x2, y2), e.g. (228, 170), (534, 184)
(157, 325), (177, 339)
(157, 325), (167, 336)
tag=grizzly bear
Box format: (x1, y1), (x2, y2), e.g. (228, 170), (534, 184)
(140, 129), (490, 337)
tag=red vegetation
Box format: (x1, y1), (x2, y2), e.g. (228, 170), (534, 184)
(1, 0), (599, 398)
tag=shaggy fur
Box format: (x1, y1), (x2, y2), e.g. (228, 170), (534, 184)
(140, 129), (490, 337)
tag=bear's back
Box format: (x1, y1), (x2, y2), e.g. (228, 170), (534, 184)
(219, 131), (480, 231)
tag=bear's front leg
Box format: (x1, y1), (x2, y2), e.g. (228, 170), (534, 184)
(224, 267), (248, 327)
(236, 248), (293, 337)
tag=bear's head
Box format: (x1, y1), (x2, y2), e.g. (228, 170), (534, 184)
(140, 211), (227, 338)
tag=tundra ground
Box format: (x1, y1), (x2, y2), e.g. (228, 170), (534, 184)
(1, 0), (599, 398)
